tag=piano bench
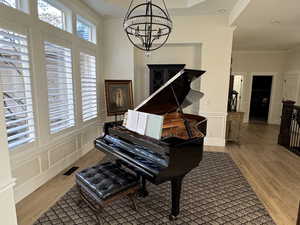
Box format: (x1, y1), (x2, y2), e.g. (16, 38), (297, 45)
(75, 162), (140, 225)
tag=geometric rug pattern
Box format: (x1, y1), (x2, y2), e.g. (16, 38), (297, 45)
(33, 152), (275, 225)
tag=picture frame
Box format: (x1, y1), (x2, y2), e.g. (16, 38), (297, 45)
(105, 80), (133, 116)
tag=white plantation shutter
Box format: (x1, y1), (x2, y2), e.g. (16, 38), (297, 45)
(44, 41), (75, 133)
(80, 52), (97, 121)
(0, 28), (35, 149)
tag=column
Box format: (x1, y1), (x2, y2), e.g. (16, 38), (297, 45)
(0, 91), (18, 225)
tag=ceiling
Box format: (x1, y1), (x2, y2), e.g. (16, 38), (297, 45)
(233, 0), (300, 51)
(83, 0), (300, 51)
(83, 0), (239, 17)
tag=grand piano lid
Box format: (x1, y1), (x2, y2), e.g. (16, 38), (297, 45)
(135, 69), (206, 115)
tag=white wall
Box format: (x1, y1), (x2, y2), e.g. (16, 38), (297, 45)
(285, 47), (300, 72)
(0, 0), (104, 203)
(232, 51), (287, 124)
(103, 15), (235, 146)
(103, 19), (134, 81)
(232, 51), (287, 73)
(283, 48), (300, 104)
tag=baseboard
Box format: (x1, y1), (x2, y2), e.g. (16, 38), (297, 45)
(268, 119), (281, 125)
(204, 137), (226, 147)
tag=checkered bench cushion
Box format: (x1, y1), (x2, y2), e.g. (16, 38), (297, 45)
(76, 162), (139, 201)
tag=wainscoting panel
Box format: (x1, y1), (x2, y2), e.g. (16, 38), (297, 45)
(12, 158), (40, 187)
(12, 122), (102, 203)
(49, 138), (77, 166)
(40, 151), (49, 173)
(200, 112), (227, 146)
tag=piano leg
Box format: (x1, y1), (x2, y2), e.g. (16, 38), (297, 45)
(138, 176), (149, 198)
(169, 176), (184, 221)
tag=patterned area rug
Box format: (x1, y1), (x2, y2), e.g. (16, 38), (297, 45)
(33, 152), (275, 225)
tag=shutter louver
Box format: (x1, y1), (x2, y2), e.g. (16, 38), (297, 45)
(44, 41), (75, 134)
(80, 52), (97, 122)
(0, 28), (35, 149)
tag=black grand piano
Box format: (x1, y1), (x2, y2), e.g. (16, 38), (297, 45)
(95, 69), (207, 220)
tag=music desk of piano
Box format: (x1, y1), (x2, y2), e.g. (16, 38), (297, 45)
(95, 69), (207, 220)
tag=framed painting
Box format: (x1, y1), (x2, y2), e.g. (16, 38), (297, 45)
(105, 80), (133, 116)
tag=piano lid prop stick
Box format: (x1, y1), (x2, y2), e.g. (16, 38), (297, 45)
(170, 85), (193, 138)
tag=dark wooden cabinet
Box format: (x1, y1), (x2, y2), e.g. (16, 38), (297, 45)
(148, 64), (185, 94)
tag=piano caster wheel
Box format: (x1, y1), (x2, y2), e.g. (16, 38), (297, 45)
(138, 189), (149, 198)
(169, 215), (178, 221)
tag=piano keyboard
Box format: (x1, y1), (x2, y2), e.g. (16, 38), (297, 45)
(95, 135), (168, 176)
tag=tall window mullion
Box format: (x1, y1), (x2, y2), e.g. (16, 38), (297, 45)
(44, 41), (75, 134)
(0, 28), (35, 149)
(80, 52), (97, 122)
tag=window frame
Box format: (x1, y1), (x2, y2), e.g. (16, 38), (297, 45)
(76, 15), (96, 44)
(37, 0), (72, 32)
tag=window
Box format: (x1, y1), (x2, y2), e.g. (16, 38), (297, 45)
(37, 0), (71, 32)
(0, 0), (17, 8)
(77, 16), (96, 43)
(80, 52), (97, 121)
(0, 28), (35, 149)
(0, 0), (28, 12)
(44, 41), (75, 134)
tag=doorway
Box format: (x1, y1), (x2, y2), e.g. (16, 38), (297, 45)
(249, 76), (273, 122)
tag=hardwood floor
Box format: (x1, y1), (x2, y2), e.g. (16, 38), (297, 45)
(16, 123), (300, 225)
(228, 123), (300, 225)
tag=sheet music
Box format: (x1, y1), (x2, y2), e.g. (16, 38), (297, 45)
(126, 110), (139, 131)
(136, 112), (148, 135)
(125, 110), (164, 140)
(145, 114), (164, 140)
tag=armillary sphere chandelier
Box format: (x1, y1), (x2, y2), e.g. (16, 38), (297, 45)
(123, 0), (173, 54)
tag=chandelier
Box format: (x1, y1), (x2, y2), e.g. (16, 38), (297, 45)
(123, 0), (173, 53)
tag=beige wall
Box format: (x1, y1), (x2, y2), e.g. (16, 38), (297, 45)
(0, 0), (104, 203)
(103, 15), (235, 146)
(232, 51), (287, 124)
